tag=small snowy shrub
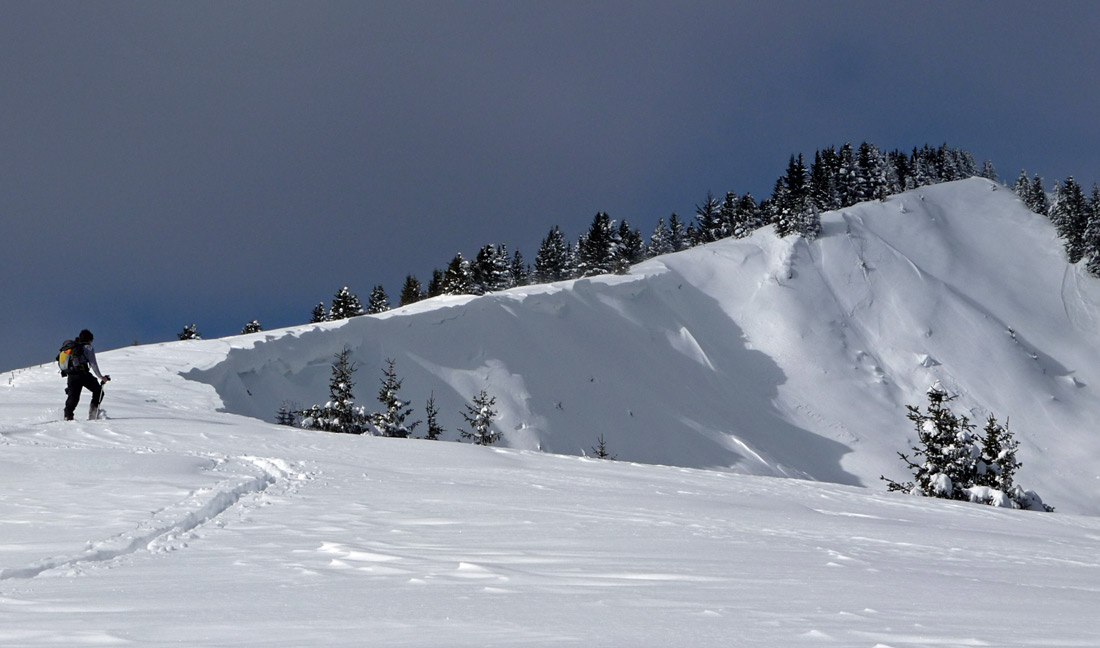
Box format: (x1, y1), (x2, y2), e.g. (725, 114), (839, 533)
(423, 393), (444, 441)
(275, 402), (297, 426)
(178, 323), (201, 340)
(590, 434), (617, 460)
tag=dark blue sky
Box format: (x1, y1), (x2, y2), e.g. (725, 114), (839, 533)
(3, 1), (1098, 373)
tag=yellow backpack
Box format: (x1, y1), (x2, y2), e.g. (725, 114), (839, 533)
(57, 340), (84, 376)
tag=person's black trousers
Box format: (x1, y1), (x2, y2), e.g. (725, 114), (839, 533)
(64, 371), (102, 420)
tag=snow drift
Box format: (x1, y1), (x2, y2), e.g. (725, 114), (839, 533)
(187, 178), (1100, 514)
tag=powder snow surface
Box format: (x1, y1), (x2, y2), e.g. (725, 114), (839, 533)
(2, 179), (1099, 646)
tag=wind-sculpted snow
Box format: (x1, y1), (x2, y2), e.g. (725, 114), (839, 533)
(188, 178), (1100, 514)
(188, 263), (857, 485)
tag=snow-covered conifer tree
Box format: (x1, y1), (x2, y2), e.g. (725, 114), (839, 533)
(719, 191), (739, 236)
(511, 250), (530, 287)
(617, 220), (646, 268)
(241, 320), (263, 334)
(591, 434), (616, 460)
(534, 226), (573, 284)
(883, 150), (906, 195)
(975, 415), (1020, 493)
(471, 245), (495, 294)
(310, 302), (329, 323)
(399, 275), (425, 306)
(1084, 185), (1100, 277)
(424, 392), (444, 441)
(883, 384), (983, 501)
(956, 149), (979, 179)
(732, 194), (760, 238)
(367, 285), (390, 314)
(810, 149), (838, 212)
(1051, 177), (1089, 263)
(442, 254), (476, 295)
(427, 269), (445, 297)
(979, 160), (997, 182)
(909, 145), (936, 188)
(685, 222), (703, 247)
(883, 385), (1052, 511)
(777, 154), (822, 240)
(461, 390), (499, 445)
(799, 205), (822, 241)
(472, 244), (514, 292)
(898, 150), (919, 191)
(772, 162), (800, 238)
(371, 358), (419, 438)
(972, 415), (1052, 510)
(1013, 170), (1032, 203)
(837, 143), (859, 205)
(329, 286), (364, 320)
(935, 145), (960, 181)
(649, 217), (674, 257)
(694, 191), (725, 243)
(494, 245), (516, 289)
(275, 402), (297, 426)
(1028, 175), (1049, 215)
(668, 213), (688, 252)
(576, 212), (619, 277)
(855, 142), (888, 202)
(297, 346), (369, 434)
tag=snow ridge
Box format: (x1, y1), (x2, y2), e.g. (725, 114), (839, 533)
(182, 179), (1100, 513)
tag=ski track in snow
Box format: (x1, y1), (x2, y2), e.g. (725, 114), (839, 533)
(0, 447), (303, 580)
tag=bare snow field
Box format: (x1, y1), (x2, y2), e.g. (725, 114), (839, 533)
(3, 179), (1100, 646)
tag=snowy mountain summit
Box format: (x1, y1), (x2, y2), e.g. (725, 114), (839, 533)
(190, 177), (1100, 513)
(3, 178), (1100, 646)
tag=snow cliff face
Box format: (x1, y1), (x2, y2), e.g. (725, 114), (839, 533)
(186, 178), (1100, 514)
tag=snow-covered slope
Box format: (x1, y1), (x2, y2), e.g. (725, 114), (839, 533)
(4, 178), (1100, 645)
(188, 178), (1100, 514)
(2, 331), (1100, 646)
